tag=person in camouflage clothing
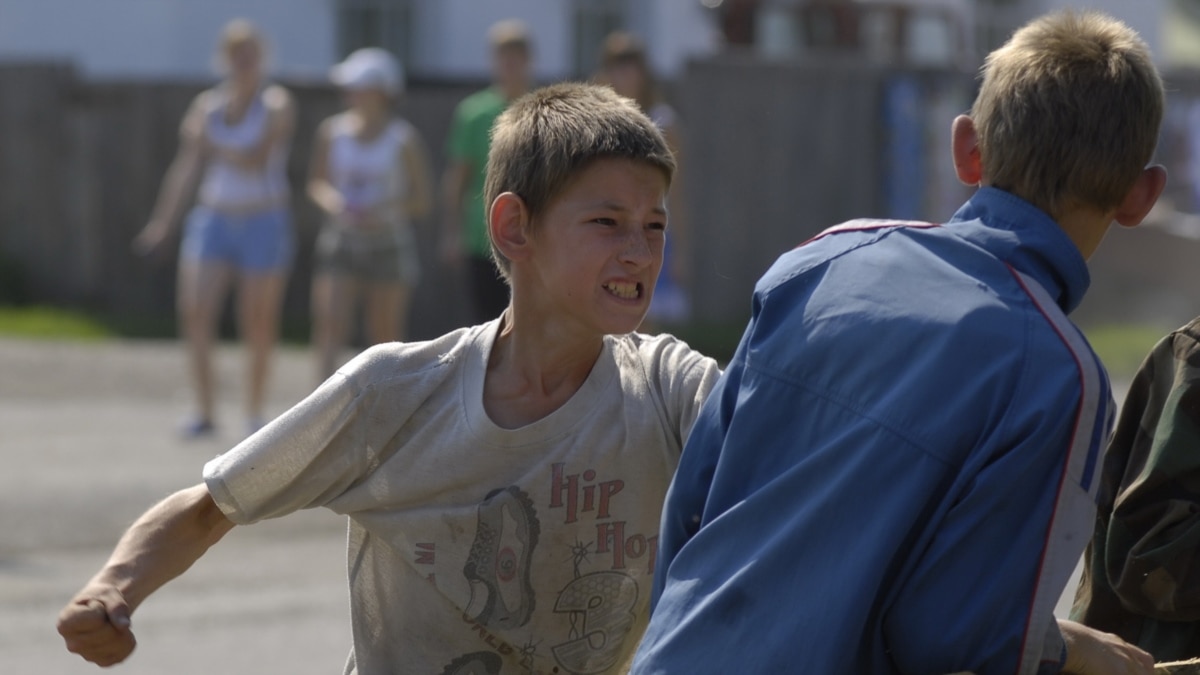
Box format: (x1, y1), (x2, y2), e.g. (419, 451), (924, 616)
(1073, 316), (1200, 661)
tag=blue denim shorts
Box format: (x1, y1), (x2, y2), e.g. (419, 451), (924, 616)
(180, 205), (294, 272)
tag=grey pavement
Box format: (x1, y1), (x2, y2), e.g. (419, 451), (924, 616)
(0, 337), (1111, 674)
(0, 338), (350, 674)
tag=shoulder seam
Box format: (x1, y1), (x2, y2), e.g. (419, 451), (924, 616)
(796, 219), (940, 249)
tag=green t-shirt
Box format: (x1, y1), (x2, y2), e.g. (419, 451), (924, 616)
(446, 87), (507, 258)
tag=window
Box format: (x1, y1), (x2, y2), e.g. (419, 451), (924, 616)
(336, 0), (414, 66)
(573, 0), (628, 77)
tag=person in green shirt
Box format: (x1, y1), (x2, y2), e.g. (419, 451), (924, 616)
(441, 19), (532, 325)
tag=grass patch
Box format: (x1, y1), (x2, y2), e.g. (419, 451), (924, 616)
(1083, 323), (1166, 382)
(0, 305), (114, 340)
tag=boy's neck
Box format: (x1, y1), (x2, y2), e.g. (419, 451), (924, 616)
(987, 185), (1114, 261)
(482, 310), (605, 430)
(497, 79), (528, 102)
(350, 106), (389, 139)
(1045, 201), (1114, 261)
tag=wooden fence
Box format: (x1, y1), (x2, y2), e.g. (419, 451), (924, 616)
(3, 60), (1200, 345)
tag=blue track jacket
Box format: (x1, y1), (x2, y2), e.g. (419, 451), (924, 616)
(632, 188), (1114, 675)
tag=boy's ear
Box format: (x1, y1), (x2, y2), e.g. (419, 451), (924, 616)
(951, 115), (983, 186)
(488, 192), (532, 262)
(1113, 164), (1167, 228)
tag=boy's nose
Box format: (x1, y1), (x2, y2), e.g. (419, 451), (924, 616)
(619, 231), (655, 268)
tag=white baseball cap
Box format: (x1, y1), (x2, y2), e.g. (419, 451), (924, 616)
(331, 47), (404, 94)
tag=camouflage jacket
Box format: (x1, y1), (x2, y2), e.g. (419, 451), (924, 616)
(1071, 316), (1200, 661)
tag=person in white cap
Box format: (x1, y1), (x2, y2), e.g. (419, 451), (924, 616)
(308, 47), (433, 379)
(132, 19), (296, 439)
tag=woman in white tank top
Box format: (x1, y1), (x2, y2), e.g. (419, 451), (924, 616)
(308, 48), (433, 379)
(132, 20), (296, 438)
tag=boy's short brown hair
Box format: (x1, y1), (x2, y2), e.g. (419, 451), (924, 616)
(484, 82), (676, 280)
(972, 11), (1163, 219)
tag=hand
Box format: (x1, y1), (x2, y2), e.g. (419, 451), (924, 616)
(1060, 619), (1154, 675)
(336, 207), (365, 229)
(349, 207), (387, 232)
(132, 220), (171, 259)
(57, 583), (137, 666)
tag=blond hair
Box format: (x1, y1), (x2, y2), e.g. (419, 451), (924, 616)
(214, 19), (264, 72)
(484, 82), (675, 280)
(972, 11), (1163, 218)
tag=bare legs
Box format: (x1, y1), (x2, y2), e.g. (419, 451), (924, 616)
(177, 260), (233, 428)
(177, 259), (287, 432)
(366, 282), (411, 346)
(311, 273), (355, 380)
(238, 271), (287, 425)
(312, 272), (412, 380)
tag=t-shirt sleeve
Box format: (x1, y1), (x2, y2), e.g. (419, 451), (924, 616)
(645, 336), (722, 448)
(203, 366), (376, 524)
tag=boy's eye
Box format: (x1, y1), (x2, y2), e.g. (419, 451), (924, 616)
(592, 217), (618, 226)
(647, 221), (667, 232)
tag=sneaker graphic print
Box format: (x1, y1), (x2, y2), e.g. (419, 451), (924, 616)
(463, 486), (541, 630)
(446, 464), (645, 674)
(551, 570), (637, 673)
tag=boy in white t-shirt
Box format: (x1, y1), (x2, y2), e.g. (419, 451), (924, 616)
(57, 83), (721, 675)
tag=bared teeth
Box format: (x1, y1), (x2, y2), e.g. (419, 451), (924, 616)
(605, 282), (639, 299)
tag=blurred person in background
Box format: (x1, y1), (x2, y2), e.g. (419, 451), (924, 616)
(133, 18), (295, 438)
(597, 31), (691, 331)
(308, 47), (433, 380)
(1071, 315), (1200, 662)
(440, 19), (532, 325)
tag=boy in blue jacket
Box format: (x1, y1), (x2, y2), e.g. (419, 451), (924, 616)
(633, 11), (1167, 675)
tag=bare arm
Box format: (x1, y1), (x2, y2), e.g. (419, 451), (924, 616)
(306, 118), (344, 220)
(400, 130), (434, 221)
(939, 621), (1154, 675)
(132, 95), (209, 255)
(1060, 619), (1154, 675)
(439, 160), (471, 265)
(212, 86), (296, 171)
(57, 484), (236, 666)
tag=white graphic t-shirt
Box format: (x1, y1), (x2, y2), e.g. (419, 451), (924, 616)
(203, 320), (721, 674)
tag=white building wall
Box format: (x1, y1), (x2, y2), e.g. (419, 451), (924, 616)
(411, 0), (715, 81)
(0, 0), (715, 82)
(414, 0), (572, 81)
(0, 0), (336, 80)
(641, 1), (722, 77)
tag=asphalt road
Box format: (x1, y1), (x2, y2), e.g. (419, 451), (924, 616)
(0, 337), (1099, 674)
(0, 338), (351, 674)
